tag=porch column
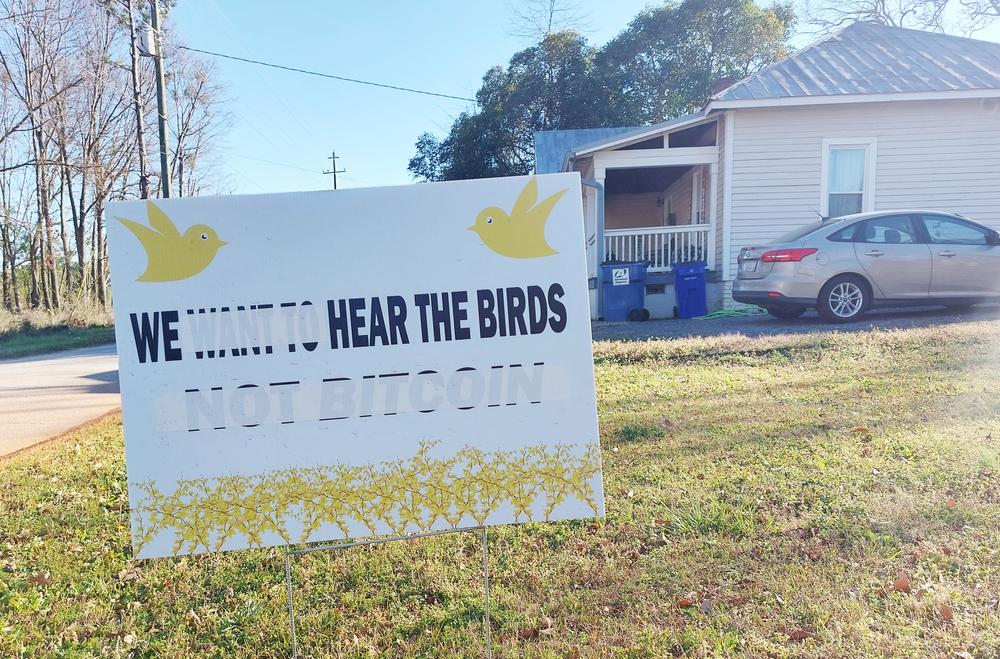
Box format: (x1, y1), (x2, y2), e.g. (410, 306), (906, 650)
(581, 176), (606, 320)
(708, 163), (718, 272)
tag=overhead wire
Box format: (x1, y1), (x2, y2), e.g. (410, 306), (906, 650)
(177, 46), (477, 103)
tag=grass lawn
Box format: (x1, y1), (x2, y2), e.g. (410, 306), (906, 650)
(0, 325), (115, 360)
(2, 322), (1000, 657)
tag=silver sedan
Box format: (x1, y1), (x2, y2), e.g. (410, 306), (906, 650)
(733, 211), (1000, 322)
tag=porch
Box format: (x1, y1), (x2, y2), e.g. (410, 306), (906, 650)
(602, 163), (715, 273)
(576, 119), (722, 318)
(533, 114), (725, 319)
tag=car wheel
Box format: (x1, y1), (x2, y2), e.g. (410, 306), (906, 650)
(766, 306), (807, 320)
(817, 275), (869, 323)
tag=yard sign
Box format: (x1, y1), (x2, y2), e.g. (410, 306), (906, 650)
(107, 173), (604, 559)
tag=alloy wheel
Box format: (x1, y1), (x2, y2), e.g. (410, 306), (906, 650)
(828, 281), (864, 318)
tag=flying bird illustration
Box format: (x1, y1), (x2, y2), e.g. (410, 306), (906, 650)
(117, 201), (226, 282)
(469, 176), (567, 258)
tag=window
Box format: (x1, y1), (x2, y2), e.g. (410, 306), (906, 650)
(859, 215), (919, 244)
(920, 215), (989, 245)
(821, 139), (876, 217)
(827, 223), (860, 242)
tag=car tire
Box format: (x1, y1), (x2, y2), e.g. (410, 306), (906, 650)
(817, 275), (869, 323)
(766, 306), (807, 320)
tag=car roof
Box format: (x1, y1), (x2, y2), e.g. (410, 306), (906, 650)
(831, 210), (963, 222)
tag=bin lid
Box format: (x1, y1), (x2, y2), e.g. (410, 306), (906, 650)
(673, 260), (707, 275)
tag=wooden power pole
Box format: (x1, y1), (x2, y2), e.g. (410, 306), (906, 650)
(323, 150), (346, 190)
(150, 0), (171, 197)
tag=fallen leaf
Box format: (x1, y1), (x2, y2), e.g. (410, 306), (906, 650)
(804, 545), (822, 561)
(786, 627), (815, 642)
(68, 544), (84, 554)
(28, 572), (51, 587)
(954, 652), (973, 659)
(540, 615), (553, 630)
(939, 603), (954, 622)
(700, 599), (713, 614)
(892, 576), (912, 594)
(518, 627), (539, 640)
(183, 609), (200, 627)
(946, 498), (958, 509)
(676, 597), (695, 609)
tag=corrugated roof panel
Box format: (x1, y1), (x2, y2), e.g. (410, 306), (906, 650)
(715, 22), (1000, 101)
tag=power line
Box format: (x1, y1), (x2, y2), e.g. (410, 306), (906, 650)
(232, 153), (325, 175)
(177, 45), (477, 103)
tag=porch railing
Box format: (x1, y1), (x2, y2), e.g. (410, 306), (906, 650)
(604, 224), (713, 272)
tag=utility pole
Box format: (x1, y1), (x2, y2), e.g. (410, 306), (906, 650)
(125, 0), (150, 199)
(149, 0), (171, 197)
(323, 150), (346, 190)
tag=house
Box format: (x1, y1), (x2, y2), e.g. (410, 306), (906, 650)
(534, 22), (1000, 319)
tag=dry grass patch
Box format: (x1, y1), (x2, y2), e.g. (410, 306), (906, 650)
(2, 321), (1000, 656)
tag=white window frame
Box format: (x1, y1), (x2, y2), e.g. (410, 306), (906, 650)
(820, 137), (877, 217)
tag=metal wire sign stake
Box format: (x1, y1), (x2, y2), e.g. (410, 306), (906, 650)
(283, 526), (493, 659)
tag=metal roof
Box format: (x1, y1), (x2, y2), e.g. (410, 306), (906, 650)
(533, 127), (638, 174)
(534, 112), (707, 173)
(715, 22), (1000, 102)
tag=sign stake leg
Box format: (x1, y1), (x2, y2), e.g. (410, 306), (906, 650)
(481, 526), (493, 659)
(285, 549), (298, 659)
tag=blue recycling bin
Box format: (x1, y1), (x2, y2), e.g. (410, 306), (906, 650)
(601, 261), (648, 321)
(674, 260), (707, 319)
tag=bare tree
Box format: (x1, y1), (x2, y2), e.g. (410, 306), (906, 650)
(0, 0), (228, 312)
(507, 0), (590, 40)
(164, 46), (228, 197)
(805, 0), (998, 33)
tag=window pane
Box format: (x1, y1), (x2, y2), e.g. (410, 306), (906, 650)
(828, 193), (863, 217)
(829, 148), (866, 193)
(827, 223), (859, 242)
(921, 215), (988, 245)
(860, 215), (918, 244)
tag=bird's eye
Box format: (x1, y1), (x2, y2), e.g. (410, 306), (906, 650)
(486, 217), (493, 224)
(200, 233), (208, 240)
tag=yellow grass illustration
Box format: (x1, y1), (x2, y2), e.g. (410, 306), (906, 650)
(131, 441), (602, 555)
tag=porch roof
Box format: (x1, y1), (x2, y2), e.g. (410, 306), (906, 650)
(533, 127), (639, 175)
(533, 112), (710, 174)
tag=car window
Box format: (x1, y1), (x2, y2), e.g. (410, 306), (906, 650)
(859, 215), (919, 244)
(920, 215), (989, 245)
(827, 223), (859, 242)
(773, 220), (831, 244)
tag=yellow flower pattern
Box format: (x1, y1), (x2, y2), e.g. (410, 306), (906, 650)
(131, 441), (602, 555)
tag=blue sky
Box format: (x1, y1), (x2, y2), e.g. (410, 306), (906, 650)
(169, 1), (1000, 195)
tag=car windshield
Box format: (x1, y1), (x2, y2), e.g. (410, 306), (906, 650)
(773, 219), (844, 244)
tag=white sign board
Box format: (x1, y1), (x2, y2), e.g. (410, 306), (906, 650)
(612, 267), (630, 286)
(107, 174), (604, 559)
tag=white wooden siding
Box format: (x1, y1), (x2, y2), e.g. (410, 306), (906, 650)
(726, 99), (1000, 278)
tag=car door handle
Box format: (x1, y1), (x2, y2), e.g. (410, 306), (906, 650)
(937, 250), (957, 257)
(864, 249), (883, 257)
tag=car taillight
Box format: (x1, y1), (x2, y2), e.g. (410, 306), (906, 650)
(760, 248), (818, 263)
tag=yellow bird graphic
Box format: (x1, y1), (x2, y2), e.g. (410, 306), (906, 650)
(117, 201), (226, 282)
(469, 176), (567, 258)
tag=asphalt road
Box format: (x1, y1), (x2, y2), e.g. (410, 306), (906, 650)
(591, 304), (1000, 341)
(0, 343), (119, 458)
